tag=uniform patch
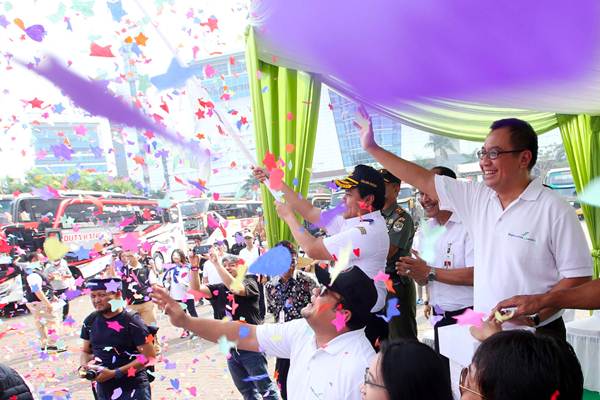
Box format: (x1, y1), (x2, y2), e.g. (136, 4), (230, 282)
(393, 219), (405, 232)
(355, 226), (367, 235)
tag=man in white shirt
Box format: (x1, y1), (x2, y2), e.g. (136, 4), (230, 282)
(254, 164), (389, 346)
(239, 229), (266, 318)
(239, 230), (261, 266)
(153, 265), (377, 400)
(396, 166), (473, 354)
(358, 109), (592, 339)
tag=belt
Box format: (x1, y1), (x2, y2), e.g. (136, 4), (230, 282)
(433, 306), (472, 320)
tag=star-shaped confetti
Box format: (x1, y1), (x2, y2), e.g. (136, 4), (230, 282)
(60, 215), (75, 228)
(106, 320), (124, 332)
(104, 279), (121, 293)
(115, 232), (140, 252)
(135, 32), (148, 46)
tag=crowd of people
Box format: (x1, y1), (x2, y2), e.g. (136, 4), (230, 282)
(0, 111), (597, 400)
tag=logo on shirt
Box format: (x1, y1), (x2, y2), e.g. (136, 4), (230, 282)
(507, 231), (536, 243)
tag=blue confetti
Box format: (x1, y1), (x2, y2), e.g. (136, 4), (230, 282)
(248, 245), (293, 277)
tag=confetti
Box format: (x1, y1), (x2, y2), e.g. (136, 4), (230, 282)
(453, 308), (486, 328)
(248, 245), (292, 276)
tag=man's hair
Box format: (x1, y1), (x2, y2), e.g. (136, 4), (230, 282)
(431, 166), (457, 179)
(380, 340), (453, 399)
(473, 330), (583, 400)
(490, 118), (538, 170)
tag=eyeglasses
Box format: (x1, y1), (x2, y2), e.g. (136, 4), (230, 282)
(364, 368), (386, 390)
(459, 367), (485, 398)
(476, 148), (525, 160)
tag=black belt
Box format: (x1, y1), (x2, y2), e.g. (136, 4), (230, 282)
(433, 306), (472, 320)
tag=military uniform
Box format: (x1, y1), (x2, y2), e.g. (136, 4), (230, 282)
(382, 203), (417, 340)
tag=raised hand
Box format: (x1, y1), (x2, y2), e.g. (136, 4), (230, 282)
(251, 166), (269, 183)
(151, 285), (189, 328)
(354, 105), (377, 151)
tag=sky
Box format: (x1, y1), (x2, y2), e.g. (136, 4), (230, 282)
(0, 0), (250, 179)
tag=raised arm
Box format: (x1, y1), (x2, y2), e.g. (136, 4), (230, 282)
(252, 167), (322, 224)
(356, 105), (438, 199)
(151, 285), (259, 351)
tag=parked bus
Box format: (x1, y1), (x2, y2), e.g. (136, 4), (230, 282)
(173, 198), (262, 250)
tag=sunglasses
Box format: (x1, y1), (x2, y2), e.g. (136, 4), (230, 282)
(459, 366), (485, 398)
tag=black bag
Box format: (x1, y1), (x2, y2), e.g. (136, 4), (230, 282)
(87, 310), (159, 382)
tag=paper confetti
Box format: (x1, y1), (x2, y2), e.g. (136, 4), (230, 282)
(248, 245), (292, 276)
(453, 308), (485, 328)
(578, 177), (600, 207)
(43, 237), (69, 261)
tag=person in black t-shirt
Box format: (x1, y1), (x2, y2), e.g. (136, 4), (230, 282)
(79, 278), (156, 400)
(188, 252), (280, 399)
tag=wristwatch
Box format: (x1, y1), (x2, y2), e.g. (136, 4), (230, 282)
(427, 267), (437, 282)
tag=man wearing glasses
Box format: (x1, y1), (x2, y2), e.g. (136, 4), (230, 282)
(152, 266), (377, 400)
(357, 108), (592, 340)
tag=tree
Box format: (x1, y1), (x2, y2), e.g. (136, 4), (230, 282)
(236, 174), (260, 200)
(425, 134), (459, 161)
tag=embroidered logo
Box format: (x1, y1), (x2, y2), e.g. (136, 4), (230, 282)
(507, 231), (536, 243)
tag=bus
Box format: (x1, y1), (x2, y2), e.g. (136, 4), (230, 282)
(543, 168), (583, 219)
(49, 197), (186, 277)
(174, 198), (262, 250)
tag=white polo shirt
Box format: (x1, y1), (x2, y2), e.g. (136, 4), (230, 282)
(202, 260), (223, 285)
(323, 211), (389, 311)
(239, 246), (260, 267)
(435, 175), (592, 325)
(256, 318), (375, 400)
(414, 214), (474, 312)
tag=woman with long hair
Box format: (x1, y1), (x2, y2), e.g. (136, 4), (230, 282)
(162, 249), (197, 338)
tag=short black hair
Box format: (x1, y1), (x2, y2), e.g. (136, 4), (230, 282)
(431, 166), (457, 179)
(490, 118), (538, 170)
(380, 340), (453, 399)
(473, 330), (583, 400)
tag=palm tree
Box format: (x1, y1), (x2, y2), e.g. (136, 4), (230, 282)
(425, 134), (459, 161)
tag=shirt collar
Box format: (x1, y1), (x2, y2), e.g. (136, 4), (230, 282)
(381, 203), (398, 217)
(519, 178), (544, 201)
(343, 210), (383, 226)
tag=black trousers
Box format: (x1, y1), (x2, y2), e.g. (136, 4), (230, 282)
(387, 278), (417, 340)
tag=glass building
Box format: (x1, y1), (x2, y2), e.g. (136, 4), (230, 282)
(32, 122), (108, 175)
(328, 90), (402, 168)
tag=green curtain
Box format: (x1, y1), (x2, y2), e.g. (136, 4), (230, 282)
(557, 114), (600, 278)
(245, 28), (322, 247)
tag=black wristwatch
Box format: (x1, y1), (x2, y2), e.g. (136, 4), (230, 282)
(427, 268), (437, 282)
(114, 368), (124, 379)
